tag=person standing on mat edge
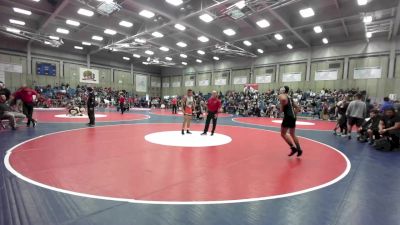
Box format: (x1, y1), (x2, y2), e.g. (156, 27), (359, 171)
(12, 84), (38, 127)
(86, 87), (96, 126)
(171, 97), (178, 114)
(181, 89), (194, 135)
(278, 86), (303, 157)
(119, 93), (125, 115)
(201, 90), (222, 136)
(345, 93), (367, 140)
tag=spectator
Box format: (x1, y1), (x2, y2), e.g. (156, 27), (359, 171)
(378, 107), (400, 150)
(13, 85), (39, 127)
(345, 93), (367, 139)
(358, 109), (381, 145)
(380, 97), (393, 112)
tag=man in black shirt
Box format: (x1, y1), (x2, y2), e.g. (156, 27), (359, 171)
(379, 107), (400, 150)
(358, 109), (381, 144)
(0, 81), (25, 130)
(86, 87), (96, 126)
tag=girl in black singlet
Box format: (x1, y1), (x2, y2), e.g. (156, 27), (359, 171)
(279, 86), (303, 157)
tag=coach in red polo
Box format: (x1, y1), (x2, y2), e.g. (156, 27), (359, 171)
(201, 90), (222, 136)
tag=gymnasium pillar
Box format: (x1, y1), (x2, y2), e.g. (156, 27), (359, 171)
(388, 40), (396, 79)
(306, 50), (312, 81)
(60, 60), (64, 78)
(27, 43), (32, 86)
(276, 64), (280, 83)
(343, 57), (349, 80)
(86, 54), (91, 68)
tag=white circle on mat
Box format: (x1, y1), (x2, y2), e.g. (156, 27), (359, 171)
(272, 120), (315, 126)
(131, 108), (151, 111)
(144, 131), (232, 147)
(54, 114), (107, 118)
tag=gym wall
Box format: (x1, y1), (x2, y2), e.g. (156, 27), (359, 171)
(160, 37), (400, 99)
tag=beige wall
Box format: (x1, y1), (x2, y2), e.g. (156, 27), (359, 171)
(0, 52), (161, 96)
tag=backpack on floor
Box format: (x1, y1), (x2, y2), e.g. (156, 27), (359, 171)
(374, 138), (392, 151)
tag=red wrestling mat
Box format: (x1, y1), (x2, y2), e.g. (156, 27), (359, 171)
(233, 117), (336, 131)
(32, 110), (149, 123)
(151, 109), (232, 118)
(6, 124), (349, 203)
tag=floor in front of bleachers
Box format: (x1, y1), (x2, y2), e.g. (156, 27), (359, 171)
(1, 108), (399, 225)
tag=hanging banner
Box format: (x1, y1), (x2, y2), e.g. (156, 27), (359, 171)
(244, 83), (259, 91)
(135, 74), (147, 92)
(233, 76), (247, 85)
(162, 82), (170, 88)
(0, 63), (23, 73)
(198, 80), (209, 86)
(151, 81), (161, 88)
(315, 69), (338, 81)
(185, 80), (194, 87)
(282, 72), (302, 82)
(79, 68), (99, 84)
(353, 67), (381, 79)
(172, 81), (181, 87)
(255, 74), (272, 84)
(214, 78), (227, 86)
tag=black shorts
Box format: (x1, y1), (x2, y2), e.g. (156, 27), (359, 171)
(348, 117), (364, 127)
(282, 117), (296, 128)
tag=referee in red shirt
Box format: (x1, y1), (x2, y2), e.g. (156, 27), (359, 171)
(201, 91), (222, 136)
(13, 85), (38, 127)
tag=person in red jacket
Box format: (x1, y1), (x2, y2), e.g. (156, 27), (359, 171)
(119, 93), (125, 114)
(201, 91), (222, 136)
(13, 85), (39, 127)
(171, 97), (177, 114)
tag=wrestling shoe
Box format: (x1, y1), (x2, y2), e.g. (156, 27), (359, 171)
(186, 130), (192, 134)
(288, 147), (298, 156)
(211, 132), (214, 136)
(297, 148), (303, 157)
(201, 132), (207, 135)
(181, 129), (184, 135)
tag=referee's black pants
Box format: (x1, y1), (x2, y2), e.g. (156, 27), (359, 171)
(203, 111), (217, 134)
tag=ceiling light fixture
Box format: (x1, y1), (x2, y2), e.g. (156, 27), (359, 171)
(199, 13), (214, 23)
(223, 28), (236, 36)
(366, 32), (372, 38)
(135, 38), (146, 43)
(235, 0), (246, 9)
(77, 8), (94, 17)
(313, 25), (322, 33)
(174, 23), (186, 31)
(322, 38), (328, 44)
(66, 19), (80, 26)
(363, 15), (372, 23)
(274, 33), (283, 40)
(197, 36), (209, 42)
(181, 62), (187, 65)
(56, 28), (69, 34)
(357, 0), (368, 5)
(9, 19), (25, 26)
(196, 59), (202, 63)
(123, 57), (130, 60)
(159, 46), (169, 51)
(44, 41), (51, 45)
(13, 8), (32, 15)
(133, 54), (141, 58)
(180, 53), (187, 58)
(213, 56), (220, 60)
(287, 44), (293, 49)
(104, 29), (117, 35)
(197, 50), (205, 55)
(299, 7), (315, 18)
(6, 27), (20, 34)
(243, 40), (252, 46)
(152, 31), (164, 38)
(165, 57), (172, 61)
(49, 36), (59, 40)
(92, 35), (104, 41)
(74, 46), (83, 50)
(119, 20), (133, 27)
(176, 42), (187, 47)
(166, 0), (183, 6)
(145, 50), (154, 55)
(82, 42), (92, 46)
(256, 19), (270, 28)
(139, 9), (155, 18)
(257, 49), (264, 54)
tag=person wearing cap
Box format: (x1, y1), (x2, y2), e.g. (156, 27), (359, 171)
(86, 87), (96, 126)
(12, 84), (38, 127)
(278, 86), (303, 157)
(379, 107), (400, 150)
(201, 91), (222, 136)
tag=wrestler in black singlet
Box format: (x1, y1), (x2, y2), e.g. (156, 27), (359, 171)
(281, 96), (297, 128)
